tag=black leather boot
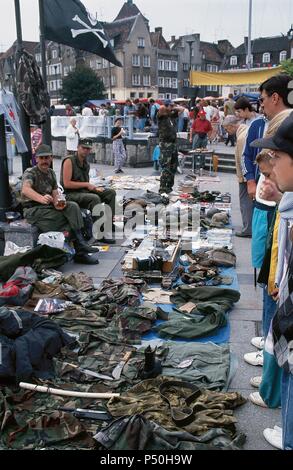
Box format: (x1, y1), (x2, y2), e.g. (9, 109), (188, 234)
(139, 346), (162, 379)
(73, 230), (100, 253)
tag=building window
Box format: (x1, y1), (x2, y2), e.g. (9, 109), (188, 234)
(35, 53), (41, 63)
(52, 50), (58, 59)
(111, 75), (116, 86)
(132, 54), (140, 67)
(263, 52), (270, 63)
(132, 74), (141, 86)
(49, 64), (62, 75)
(183, 79), (189, 87)
(164, 77), (171, 88)
(165, 93), (171, 99)
(130, 92), (136, 98)
(158, 60), (164, 70)
(143, 55), (150, 67)
(64, 66), (69, 76)
(207, 64), (218, 72)
(245, 54), (253, 66)
(183, 63), (189, 71)
(57, 79), (63, 90)
(90, 60), (96, 69)
(143, 75), (151, 86)
(171, 61), (178, 71)
(172, 94), (178, 100)
(102, 59), (108, 68)
(172, 78), (178, 89)
(139, 92), (144, 98)
(207, 85), (218, 91)
(230, 56), (237, 66)
(280, 50), (287, 62)
(96, 60), (102, 69)
(158, 77), (164, 87)
(147, 93), (152, 98)
(165, 60), (171, 71)
(138, 37), (145, 48)
(50, 81), (56, 91)
(158, 94), (165, 99)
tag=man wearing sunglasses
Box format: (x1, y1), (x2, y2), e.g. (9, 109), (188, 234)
(21, 144), (99, 260)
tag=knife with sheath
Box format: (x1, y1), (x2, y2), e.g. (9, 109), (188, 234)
(112, 352), (132, 380)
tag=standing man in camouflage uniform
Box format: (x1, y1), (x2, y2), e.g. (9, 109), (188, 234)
(61, 138), (117, 243)
(21, 144), (98, 255)
(157, 101), (184, 194)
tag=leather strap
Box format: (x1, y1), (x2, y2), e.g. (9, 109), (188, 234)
(159, 380), (202, 427)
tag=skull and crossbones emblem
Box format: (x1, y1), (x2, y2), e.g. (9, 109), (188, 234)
(71, 11), (108, 48)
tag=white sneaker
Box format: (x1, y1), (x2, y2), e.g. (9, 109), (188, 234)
(263, 427), (283, 450)
(249, 392), (268, 408)
(250, 376), (262, 388)
(251, 336), (265, 350)
(244, 350), (264, 366)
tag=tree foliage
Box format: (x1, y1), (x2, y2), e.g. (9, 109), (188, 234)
(61, 66), (105, 106)
(280, 60), (293, 78)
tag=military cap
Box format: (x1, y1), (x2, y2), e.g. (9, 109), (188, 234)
(78, 138), (93, 149)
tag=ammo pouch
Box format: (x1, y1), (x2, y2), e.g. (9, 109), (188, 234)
(208, 248), (236, 267)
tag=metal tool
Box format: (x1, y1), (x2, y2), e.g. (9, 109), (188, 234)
(66, 363), (113, 381)
(112, 352), (132, 380)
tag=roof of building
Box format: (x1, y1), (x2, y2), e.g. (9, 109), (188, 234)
(150, 31), (170, 50)
(1, 40), (38, 59)
(233, 35), (289, 55)
(114, 0), (143, 22)
(200, 41), (223, 63)
(104, 16), (137, 49)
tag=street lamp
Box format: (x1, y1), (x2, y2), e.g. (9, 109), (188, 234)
(288, 24), (293, 41)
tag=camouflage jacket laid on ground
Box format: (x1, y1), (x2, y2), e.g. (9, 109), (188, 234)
(108, 376), (246, 438)
(0, 386), (102, 450)
(94, 414), (246, 451)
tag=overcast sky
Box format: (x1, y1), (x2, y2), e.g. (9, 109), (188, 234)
(1, 0), (292, 52)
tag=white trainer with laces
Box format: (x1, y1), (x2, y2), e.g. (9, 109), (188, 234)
(244, 350), (264, 366)
(251, 336), (265, 350)
(249, 392), (268, 408)
(250, 376), (262, 388)
(263, 426), (283, 450)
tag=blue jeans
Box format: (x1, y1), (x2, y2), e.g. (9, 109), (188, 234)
(262, 287), (277, 338)
(282, 370), (293, 450)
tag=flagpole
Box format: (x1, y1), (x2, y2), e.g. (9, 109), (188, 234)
(0, 114), (12, 221)
(38, 0), (52, 148)
(14, 0), (32, 171)
(247, 0), (253, 69)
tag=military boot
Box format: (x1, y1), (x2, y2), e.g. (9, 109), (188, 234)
(73, 230), (100, 254)
(139, 346), (162, 379)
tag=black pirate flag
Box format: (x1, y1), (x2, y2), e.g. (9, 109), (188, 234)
(43, 0), (122, 66)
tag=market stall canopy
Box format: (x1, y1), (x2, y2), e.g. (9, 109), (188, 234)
(190, 66), (282, 86)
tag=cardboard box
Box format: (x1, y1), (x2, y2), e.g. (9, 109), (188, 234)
(132, 238), (181, 273)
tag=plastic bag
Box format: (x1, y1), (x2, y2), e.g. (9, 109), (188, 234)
(4, 241), (31, 257)
(38, 232), (65, 249)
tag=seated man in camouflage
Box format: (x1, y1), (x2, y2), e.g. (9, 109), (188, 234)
(61, 138), (116, 244)
(21, 144), (99, 258)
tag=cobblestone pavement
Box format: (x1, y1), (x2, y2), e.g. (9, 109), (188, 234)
(11, 155), (280, 450)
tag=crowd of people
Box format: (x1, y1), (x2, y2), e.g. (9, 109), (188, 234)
(24, 74), (293, 451)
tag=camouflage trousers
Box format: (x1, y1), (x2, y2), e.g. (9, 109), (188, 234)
(159, 142), (178, 194)
(65, 188), (116, 219)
